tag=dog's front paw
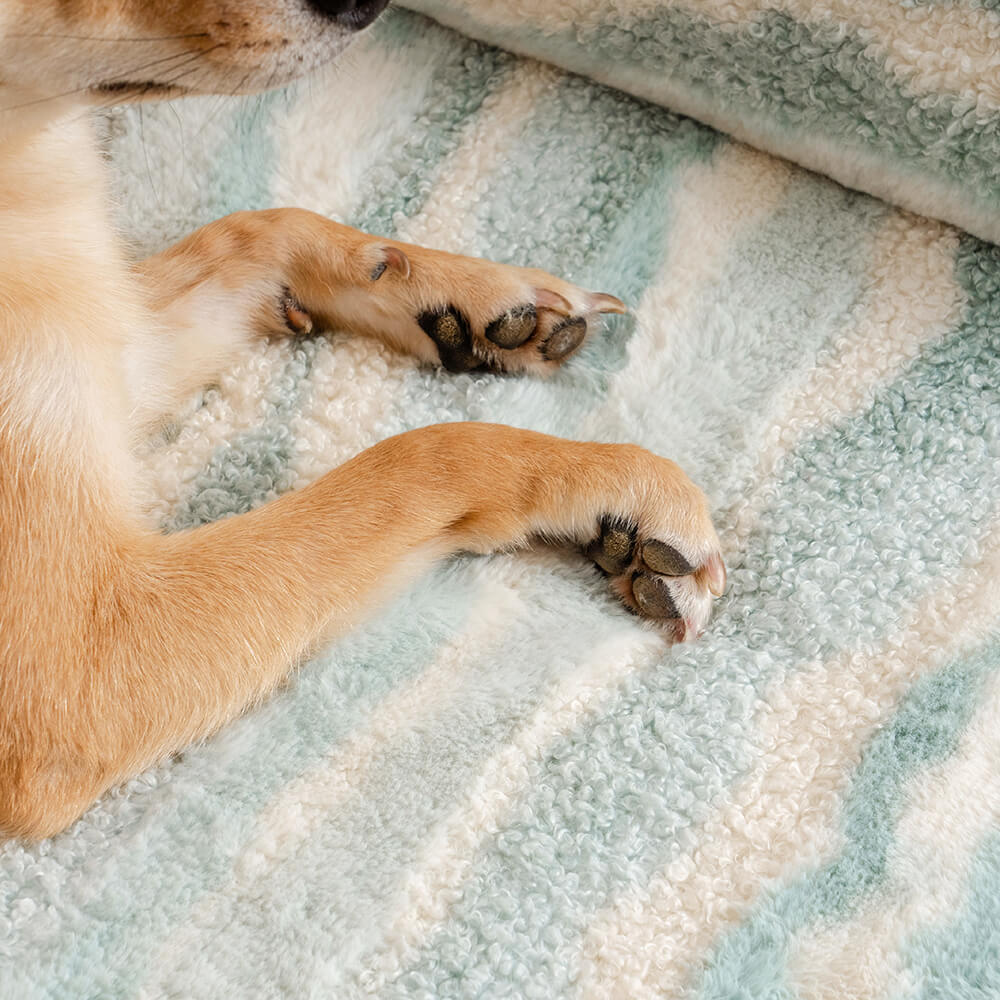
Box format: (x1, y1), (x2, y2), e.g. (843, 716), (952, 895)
(416, 278), (625, 375)
(560, 447), (726, 642)
(586, 517), (725, 642)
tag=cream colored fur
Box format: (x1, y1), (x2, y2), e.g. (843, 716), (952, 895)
(0, 0), (723, 839)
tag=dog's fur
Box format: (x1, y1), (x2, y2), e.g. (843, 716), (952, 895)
(0, 0), (724, 839)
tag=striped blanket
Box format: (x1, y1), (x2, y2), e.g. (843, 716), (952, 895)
(402, 0), (1000, 246)
(3, 7), (1000, 998)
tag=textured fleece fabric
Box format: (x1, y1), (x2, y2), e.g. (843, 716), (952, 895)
(399, 0), (1000, 246)
(2, 8), (999, 999)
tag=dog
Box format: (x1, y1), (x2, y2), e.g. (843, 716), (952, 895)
(0, 0), (726, 839)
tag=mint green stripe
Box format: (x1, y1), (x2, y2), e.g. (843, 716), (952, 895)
(409, 1), (1000, 229)
(398, 77), (721, 440)
(107, 89), (283, 254)
(346, 9), (518, 237)
(472, 75), (718, 382)
(643, 174), (887, 489)
(903, 829), (1000, 1000)
(694, 635), (1000, 1000)
(166, 339), (315, 530)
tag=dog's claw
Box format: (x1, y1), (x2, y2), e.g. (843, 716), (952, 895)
(535, 288), (573, 316)
(384, 246), (410, 279)
(281, 290), (313, 335)
(589, 292), (627, 314)
(699, 552), (727, 596)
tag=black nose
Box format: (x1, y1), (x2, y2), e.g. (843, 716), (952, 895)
(305, 0), (390, 29)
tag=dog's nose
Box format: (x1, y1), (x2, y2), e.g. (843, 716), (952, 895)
(306, 0), (390, 29)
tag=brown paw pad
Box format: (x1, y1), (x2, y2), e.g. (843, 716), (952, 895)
(640, 539), (694, 577)
(485, 305), (537, 349)
(418, 307), (482, 373)
(585, 517), (637, 575)
(631, 572), (681, 620)
(540, 317), (587, 362)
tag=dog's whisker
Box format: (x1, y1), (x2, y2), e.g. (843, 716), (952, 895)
(5, 31), (211, 43)
(98, 44), (220, 86)
(0, 83), (95, 114)
(0, 45), (222, 115)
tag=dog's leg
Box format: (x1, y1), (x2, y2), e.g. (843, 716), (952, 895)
(133, 208), (626, 422)
(2, 417), (723, 839)
(2, 185), (723, 839)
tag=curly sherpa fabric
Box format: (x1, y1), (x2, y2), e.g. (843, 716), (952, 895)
(2, 8), (1000, 998)
(399, 0), (1000, 246)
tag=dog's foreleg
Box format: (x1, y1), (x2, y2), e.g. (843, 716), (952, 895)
(133, 208), (626, 424)
(1, 420), (722, 839)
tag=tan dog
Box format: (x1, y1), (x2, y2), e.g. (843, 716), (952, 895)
(0, 0), (725, 839)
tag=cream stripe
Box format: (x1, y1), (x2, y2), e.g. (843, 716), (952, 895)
(728, 212), (962, 549)
(140, 565), (532, 993)
(393, 59), (563, 252)
(237, 570), (527, 884)
(576, 517), (1000, 1000)
(585, 142), (796, 442)
(340, 622), (665, 995)
(785, 670), (1000, 1000)
(407, 0), (1000, 109)
(270, 30), (447, 219)
(302, 151), (791, 998)
(282, 335), (414, 489)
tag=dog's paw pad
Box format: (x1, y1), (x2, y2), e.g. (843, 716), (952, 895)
(639, 539), (694, 577)
(585, 515), (725, 642)
(416, 267), (626, 375)
(485, 305), (537, 349)
(632, 572), (681, 619)
(539, 317), (587, 362)
(585, 517), (637, 575)
(418, 307), (482, 373)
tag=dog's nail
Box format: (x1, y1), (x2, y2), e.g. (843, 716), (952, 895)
(681, 617), (700, 642)
(589, 292), (627, 314)
(372, 246), (410, 281)
(281, 291), (313, 335)
(700, 553), (727, 596)
(535, 288), (573, 316)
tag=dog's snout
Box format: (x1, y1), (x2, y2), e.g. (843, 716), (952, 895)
(305, 0), (391, 29)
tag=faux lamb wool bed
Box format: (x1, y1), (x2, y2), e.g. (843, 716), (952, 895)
(2, 8), (999, 999)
